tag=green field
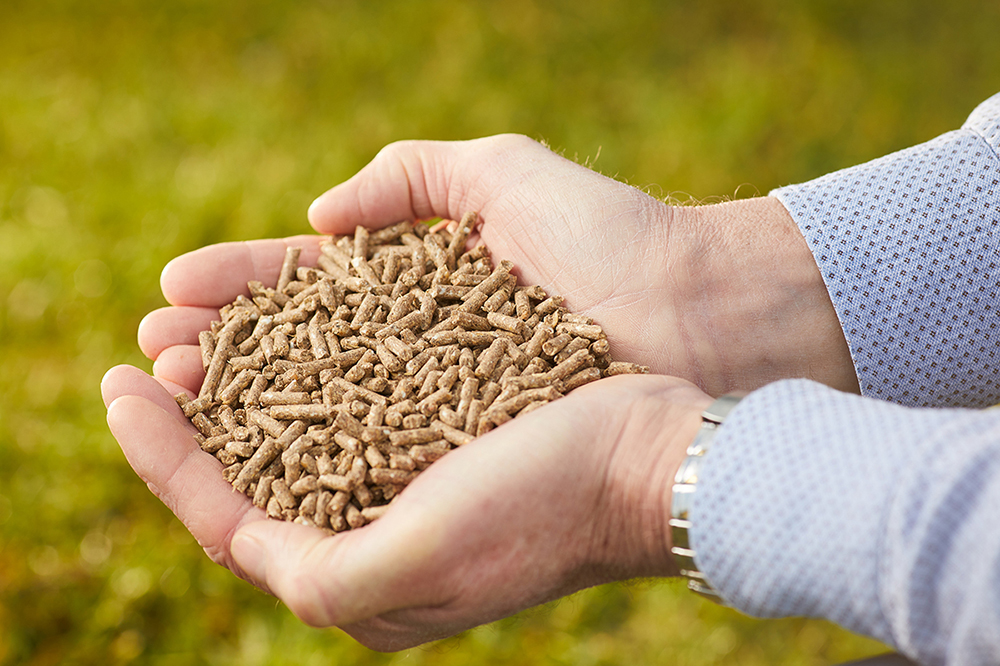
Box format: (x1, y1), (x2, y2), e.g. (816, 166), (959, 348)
(2, 1), (998, 663)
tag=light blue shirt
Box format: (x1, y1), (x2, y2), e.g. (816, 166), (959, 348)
(692, 92), (1000, 666)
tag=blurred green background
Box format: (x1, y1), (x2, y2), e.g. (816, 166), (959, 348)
(1, 0), (998, 663)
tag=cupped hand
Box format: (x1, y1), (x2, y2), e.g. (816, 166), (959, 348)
(102, 363), (709, 651)
(307, 134), (858, 395)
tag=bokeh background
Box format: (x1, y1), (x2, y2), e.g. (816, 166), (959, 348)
(2, 0), (998, 663)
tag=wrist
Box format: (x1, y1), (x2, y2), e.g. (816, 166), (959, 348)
(666, 197), (859, 396)
(586, 378), (712, 581)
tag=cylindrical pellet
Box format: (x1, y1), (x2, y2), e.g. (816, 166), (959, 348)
(276, 247), (301, 293)
(475, 338), (506, 379)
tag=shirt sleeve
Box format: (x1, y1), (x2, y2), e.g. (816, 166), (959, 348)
(693, 380), (1000, 666)
(771, 92), (1000, 408)
(690, 92), (1000, 666)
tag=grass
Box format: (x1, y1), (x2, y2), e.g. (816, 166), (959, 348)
(2, 0), (998, 663)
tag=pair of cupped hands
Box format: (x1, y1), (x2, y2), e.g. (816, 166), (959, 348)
(101, 134), (856, 650)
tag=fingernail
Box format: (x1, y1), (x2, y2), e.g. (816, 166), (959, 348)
(307, 195), (324, 219)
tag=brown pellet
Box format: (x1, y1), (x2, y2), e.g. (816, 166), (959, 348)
(446, 211), (476, 263)
(252, 475), (274, 509)
(547, 349), (594, 380)
(456, 376), (479, 419)
(462, 259), (512, 301)
(333, 430), (363, 456)
(269, 404), (334, 421)
(180, 395), (212, 418)
(482, 275), (516, 313)
(352, 256), (381, 288)
(366, 401), (386, 428)
(475, 338), (506, 378)
(410, 440), (450, 464)
(590, 338), (611, 356)
(364, 445), (388, 469)
(219, 369), (256, 405)
(480, 382), (502, 409)
(383, 335), (413, 362)
(542, 333), (572, 357)
(199, 309), (252, 400)
(361, 504), (391, 522)
(199, 330), (216, 371)
(239, 315), (275, 356)
(401, 412), (427, 429)
(345, 504), (366, 529)
(564, 366), (603, 391)
(290, 475), (319, 496)
(487, 386), (562, 422)
(518, 400), (549, 416)
(224, 438), (254, 458)
(191, 412), (215, 437)
(314, 490), (333, 526)
(438, 407), (464, 429)
(389, 427), (439, 446)
(417, 388), (452, 416)
(368, 468), (418, 486)
(201, 433), (231, 454)
(353, 483), (373, 508)
(260, 390), (311, 406)
(433, 420), (474, 446)
(535, 295), (563, 315)
(318, 474), (353, 493)
(457, 289), (489, 314)
(464, 399), (484, 434)
(556, 321), (604, 340)
(276, 247), (301, 293)
(375, 342), (404, 373)
(271, 478), (297, 510)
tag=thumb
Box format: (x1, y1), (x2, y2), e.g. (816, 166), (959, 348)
(230, 510), (449, 627)
(306, 134), (549, 235)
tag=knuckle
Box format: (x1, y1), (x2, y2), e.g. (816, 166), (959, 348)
(484, 132), (539, 151)
(373, 139), (425, 163)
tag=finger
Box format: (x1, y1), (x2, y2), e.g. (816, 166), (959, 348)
(231, 492), (452, 628)
(154, 375), (196, 401)
(306, 134), (552, 235)
(151, 345), (205, 396)
(161, 236), (325, 308)
(106, 390), (261, 568)
(102, 364), (189, 417)
(138, 306), (219, 360)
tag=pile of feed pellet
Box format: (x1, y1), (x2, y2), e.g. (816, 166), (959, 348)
(175, 213), (647, 533)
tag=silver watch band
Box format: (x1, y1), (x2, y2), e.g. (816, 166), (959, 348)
(669, 393), (746, 603)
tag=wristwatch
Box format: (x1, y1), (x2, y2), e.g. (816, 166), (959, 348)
(669, 393), (745, 603)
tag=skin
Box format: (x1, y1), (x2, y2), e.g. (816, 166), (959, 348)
(102, 133), (856, 651)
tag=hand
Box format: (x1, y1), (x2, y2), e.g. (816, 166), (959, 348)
(307, 134), (859, 395)
(102, 363), (710, 651)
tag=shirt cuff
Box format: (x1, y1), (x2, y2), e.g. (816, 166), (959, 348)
(770, 95), (1000, 408)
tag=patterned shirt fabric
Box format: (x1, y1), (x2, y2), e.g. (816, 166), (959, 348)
(773, 93), (1000, 408)
(692, 92), (1000, 666)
